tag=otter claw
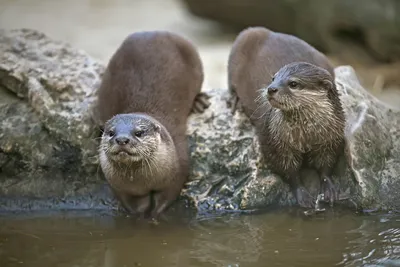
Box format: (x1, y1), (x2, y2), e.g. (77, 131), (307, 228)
(321, 178), (338, 206)
(192, 92), (211, 113)
(229, 94), (239, 114)
(295, 187), (315, 208)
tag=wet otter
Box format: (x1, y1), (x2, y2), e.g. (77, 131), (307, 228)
(228, 27), (335, 117)
(96, 31), (210, 218)
(228, 27), (344, 208)
(260, 62), (345, 208)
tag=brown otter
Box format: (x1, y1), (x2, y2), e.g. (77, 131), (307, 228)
(228, 27), (345, 208)
(260, 62), (345, 208)
(228, 27), (335, 117)
(96, 31), (210, 218)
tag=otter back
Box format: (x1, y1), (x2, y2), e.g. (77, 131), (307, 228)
(228, 26), (335, 121)
(97, 31), (204, 136)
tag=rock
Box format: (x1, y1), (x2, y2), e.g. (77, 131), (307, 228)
(180, 0), (400, 62)
(336, 67), (400, 211)
(0, 29), (399, 213)
(0, 28), (117, 211)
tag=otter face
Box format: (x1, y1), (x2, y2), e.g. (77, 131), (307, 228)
(264, 62), (334, 111)
(100, 114), (161, 164)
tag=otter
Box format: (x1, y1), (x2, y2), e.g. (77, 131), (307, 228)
(228, 27), (335, 117)
(259, 62), (345, 208)
(96, 31), (210, 218)
(228, 27), (345, 208)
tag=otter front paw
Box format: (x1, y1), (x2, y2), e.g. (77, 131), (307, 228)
(227, 94), (239, 114)
(295, 187), (315, 208)
(192, 92), (211, 114)
(321, 177), (338, 205)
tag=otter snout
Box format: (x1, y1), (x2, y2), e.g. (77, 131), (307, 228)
(115, 135), (131, 145)
(265, 83), (283, 109)
(106, 132), (141, 163)
(267, 86), (278, 96)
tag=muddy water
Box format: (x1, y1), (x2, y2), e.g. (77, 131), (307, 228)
(0, 210), (399, 267)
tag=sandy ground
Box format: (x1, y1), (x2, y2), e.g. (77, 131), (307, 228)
(1, 0), (399, 108)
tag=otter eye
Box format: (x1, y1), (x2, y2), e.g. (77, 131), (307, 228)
(271, 76), (275, 82)
(289, 81), (299, 89)
(108, 130), (115, 137)
(134, 130), (144, 138)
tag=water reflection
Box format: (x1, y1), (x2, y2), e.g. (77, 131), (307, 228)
(187, 214), (265, 266)
(340, 214), (400, 266)
(0, 210), (399, 267)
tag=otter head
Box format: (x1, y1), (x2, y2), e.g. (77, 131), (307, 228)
(100, 113), (161, 165)
(264, 62), (335, 111)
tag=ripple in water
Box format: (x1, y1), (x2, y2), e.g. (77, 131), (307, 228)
(339, 214), (400, 266)
(0, 210), (399, 267)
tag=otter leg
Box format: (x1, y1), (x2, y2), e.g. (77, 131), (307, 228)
(262, 140), (314, 208)
(318, 168), (338, 206)
(132, 195), (152, 214)
(268, 147), (314, 208)
(307, 147), (339, 205)
(150, 187), (180, 218)
(288, 174), (315, 209)
(117, 192), (151, 215)
(229, 90), (239, 114)
(191, 92), (211, 114)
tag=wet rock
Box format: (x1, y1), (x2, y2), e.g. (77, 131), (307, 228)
(336, 67), (400, 211)
(0, 28), (117, 211)
(0, 28), (399, 213)
(180, 0), (400, 62)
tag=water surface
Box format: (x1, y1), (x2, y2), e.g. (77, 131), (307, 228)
(1, 210), (399, 267)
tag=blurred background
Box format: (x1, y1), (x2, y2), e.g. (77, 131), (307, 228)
(1, 0), (399, 108)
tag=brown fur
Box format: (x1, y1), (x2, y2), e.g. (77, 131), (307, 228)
(228, 27), (345, 208)
(96, 31), (207, 218)
(228, 26), (335, 120)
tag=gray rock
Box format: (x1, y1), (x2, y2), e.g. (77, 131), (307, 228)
(0, 28), (399, 213)
(180, 0), (400, 62)
(0, 28), (116, 211)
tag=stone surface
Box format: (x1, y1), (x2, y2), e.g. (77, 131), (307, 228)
(180, 0), (400, 62)
(0, 28), (116, 211)
(0, 28), (399, 213)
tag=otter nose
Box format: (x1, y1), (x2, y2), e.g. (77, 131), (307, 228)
(267, 86), (278, 95)
(115, 136), (130, 145)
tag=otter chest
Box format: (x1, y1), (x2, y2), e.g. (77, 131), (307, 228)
(106, 171), (163, 195)
(270, 117), (334, 153)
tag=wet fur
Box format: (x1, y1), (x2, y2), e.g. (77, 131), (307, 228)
(228, 27), (345, 208)
(228, 26), (335, 120)
(259, 63), (345, 178)
(95, 31), (205, 217)
(99, 115), (178, 195)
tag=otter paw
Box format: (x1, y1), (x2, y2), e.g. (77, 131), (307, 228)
(322, 178), (338, 205)
(295, 187), (315, 208)
(192, 92), (211, 114)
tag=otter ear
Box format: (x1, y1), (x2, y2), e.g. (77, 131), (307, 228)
(319, 79), (333, 90)
(154, 124), (161, 132)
